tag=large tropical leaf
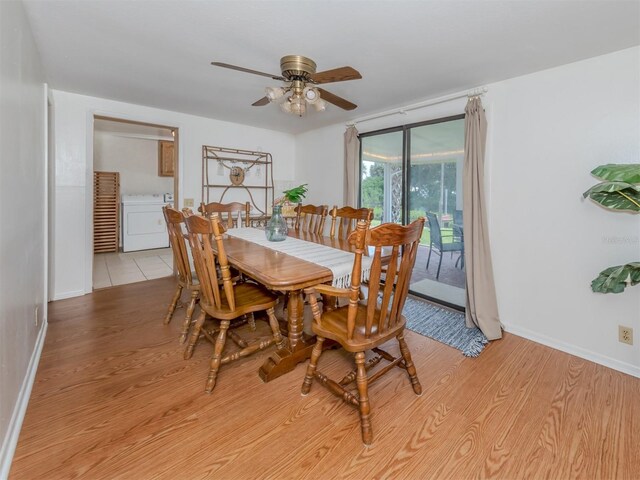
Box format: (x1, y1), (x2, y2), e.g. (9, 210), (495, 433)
(591, 262), (640, 293)
(583, 181), (640, 212)
(590, 164), (640, 183)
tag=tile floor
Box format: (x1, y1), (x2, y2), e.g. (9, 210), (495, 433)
(93, 248), (173, 289)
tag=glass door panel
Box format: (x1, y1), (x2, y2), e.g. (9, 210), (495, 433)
(360, 131), (403, 225)
(408, 118), (465, 307)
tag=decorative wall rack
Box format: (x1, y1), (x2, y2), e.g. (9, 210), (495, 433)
(201, 145), (274, 219)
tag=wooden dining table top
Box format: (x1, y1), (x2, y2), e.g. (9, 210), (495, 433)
(220, 229), (357, 291)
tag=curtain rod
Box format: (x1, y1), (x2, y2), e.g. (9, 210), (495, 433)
(346, 86), (488, 127)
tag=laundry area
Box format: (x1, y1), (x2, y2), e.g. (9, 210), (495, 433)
(92, 118), (175, 289)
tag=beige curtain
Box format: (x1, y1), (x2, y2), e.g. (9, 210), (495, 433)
(344, 125), (360, 206)
(463, 97), (502, 340)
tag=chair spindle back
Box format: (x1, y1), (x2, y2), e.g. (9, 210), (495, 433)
(294, 204), (328, 235)
(163, 206), (193, 285)
(199, 201), (251, 229)
(184, 212), (236, 312)
(329, 206), (373, 240)
(346, 218), (425, 341)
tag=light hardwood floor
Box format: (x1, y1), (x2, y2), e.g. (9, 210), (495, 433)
(10, 277), (640, 479)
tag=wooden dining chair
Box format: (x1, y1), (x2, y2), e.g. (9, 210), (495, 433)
(199, 201), (251, 228)
(329, 206), (373, 240)
(294, 204), (328, 235)
(183, 212), (285, 393)
(162, 206), (200, 344)
(301, 218), (425, 446)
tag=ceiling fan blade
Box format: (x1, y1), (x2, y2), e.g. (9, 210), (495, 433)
(211, 62), (286, 81)
(317, 88), (357, 111)
(310, 66), (362, 84)
(252, 96), (270, 107)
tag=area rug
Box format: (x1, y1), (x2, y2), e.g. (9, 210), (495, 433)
(403, 296), (488, 357)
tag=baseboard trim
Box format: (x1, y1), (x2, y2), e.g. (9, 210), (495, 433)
(503, 322), (640, 379)
(52, 289), (84, 300)
(0, 321), (48, 479)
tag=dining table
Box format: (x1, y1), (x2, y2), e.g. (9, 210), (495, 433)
(218, 228), (359, 382)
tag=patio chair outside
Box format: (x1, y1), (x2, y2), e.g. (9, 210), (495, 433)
(425, 212), (464, 279)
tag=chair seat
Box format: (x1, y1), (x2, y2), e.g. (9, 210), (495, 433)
(311, 303), (406, 352)
(201, 282), (278, 320)
(439, 241), (463, 252)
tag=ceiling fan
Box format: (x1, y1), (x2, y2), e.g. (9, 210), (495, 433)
(211, 55), (361, 116)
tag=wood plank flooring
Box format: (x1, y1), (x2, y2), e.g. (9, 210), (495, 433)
(10, 277), (640, 479)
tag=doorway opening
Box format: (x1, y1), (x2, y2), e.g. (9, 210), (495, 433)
(92, 116), (179, 289)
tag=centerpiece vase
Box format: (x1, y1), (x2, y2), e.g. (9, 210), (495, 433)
(265, 205), (288, 241)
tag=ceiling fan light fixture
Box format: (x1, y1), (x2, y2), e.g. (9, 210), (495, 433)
(280, 100), (293, 113)
(303, 86), (320, 104)
(289, 94), (306, 116)
(211, 55), (360, 115)
(265, 86), (285, 102)
(313, 98), (327, 112)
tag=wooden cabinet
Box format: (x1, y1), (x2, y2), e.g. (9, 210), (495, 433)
(158, 140), (175, 177)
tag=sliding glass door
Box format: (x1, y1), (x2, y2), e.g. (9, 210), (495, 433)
(360, 130), (403, 225)
(408, 118), (465, 307)
(359, 115), (466, 308)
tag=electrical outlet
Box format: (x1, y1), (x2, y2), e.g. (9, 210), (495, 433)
(34, 306), (39, 327)
(184, 198), (194, 207)
(619, 326), (633, 345)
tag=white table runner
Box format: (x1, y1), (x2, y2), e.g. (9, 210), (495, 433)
(226, 228), (371, 288)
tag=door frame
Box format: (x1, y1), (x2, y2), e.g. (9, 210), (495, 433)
(85, 114), (181, 293)
(358, 114), (466, 311)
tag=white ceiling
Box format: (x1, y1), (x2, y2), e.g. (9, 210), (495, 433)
(24, 0), (640, 134)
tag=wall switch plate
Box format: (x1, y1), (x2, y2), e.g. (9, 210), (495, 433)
(619, 325), (633, 345)
(184, 198), (194, 207)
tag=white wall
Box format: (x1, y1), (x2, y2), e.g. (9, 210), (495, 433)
(93, 133), (173, 195)
(51, 89), (296, 300)
(0, 0), (47, 475)
(296, 123), (345, 207)
(295, 46), (640, 377)
(488, 47), (639, 376)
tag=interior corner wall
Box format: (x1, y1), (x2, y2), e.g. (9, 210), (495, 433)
(51, 90), (296, 300)
(295, 46), (640, 377)
(0, 0), (47, 474)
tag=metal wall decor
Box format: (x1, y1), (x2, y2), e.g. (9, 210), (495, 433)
(202, 145), (274, 218)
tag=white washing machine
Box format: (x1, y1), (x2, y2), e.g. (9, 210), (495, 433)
(121, 194), (169, 252)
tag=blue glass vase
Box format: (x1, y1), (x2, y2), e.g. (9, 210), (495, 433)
(266, 205), (288, 241)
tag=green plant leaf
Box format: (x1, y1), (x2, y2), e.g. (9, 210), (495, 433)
(282, 184), (308, 204)
(591, 262), (640, 293)
(590, 164), (640, 183)
(583, 182), (640, 212)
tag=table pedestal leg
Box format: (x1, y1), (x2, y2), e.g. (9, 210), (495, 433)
(259, 290), (316, 382)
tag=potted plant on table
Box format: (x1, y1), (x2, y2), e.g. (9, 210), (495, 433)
(583, 163), (640, 293)
(275, 184), (308, 217)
